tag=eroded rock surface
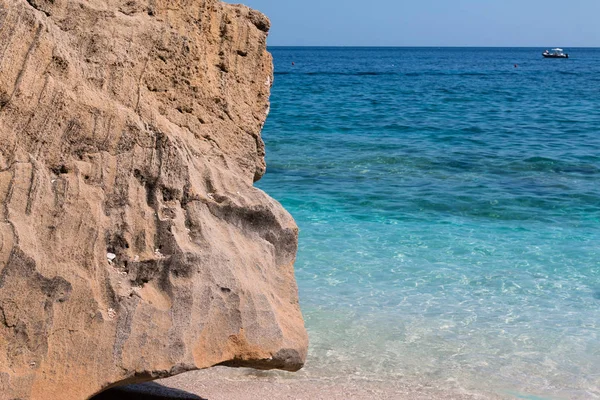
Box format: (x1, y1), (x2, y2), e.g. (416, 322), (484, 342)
(0, 1), (307, 398)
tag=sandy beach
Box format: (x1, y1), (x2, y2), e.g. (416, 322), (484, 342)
(94, 367), (505, 400)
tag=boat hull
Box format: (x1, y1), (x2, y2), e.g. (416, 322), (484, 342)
(543, 54), (569, 58)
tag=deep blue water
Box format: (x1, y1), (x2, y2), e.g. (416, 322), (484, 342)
(256, 48), (600, 399)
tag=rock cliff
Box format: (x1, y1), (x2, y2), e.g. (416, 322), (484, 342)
(0, 0), (307, 398)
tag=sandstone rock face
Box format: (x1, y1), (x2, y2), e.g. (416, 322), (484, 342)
(0, 1), (308, 398)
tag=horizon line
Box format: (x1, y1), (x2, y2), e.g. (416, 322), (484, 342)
(266, 45), (599, 48)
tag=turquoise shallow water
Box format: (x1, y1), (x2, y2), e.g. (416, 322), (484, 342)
(256, 48), (600, 399)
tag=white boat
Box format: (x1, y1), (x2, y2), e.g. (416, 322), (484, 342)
(543, 48), (569, 58)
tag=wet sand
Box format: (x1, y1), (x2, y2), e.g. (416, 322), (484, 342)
(94, 367), (504, 400)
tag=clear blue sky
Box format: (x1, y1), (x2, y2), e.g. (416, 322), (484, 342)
(228, 0), (599, 47)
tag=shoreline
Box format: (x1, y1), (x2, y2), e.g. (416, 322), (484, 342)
(95, 367), (507, 400)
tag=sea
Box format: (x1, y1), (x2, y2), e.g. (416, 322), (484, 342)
(255, 47), (600, 399)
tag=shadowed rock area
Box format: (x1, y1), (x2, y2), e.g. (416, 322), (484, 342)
(0, 0), (308, 398)
(92, 382), (205, 399)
